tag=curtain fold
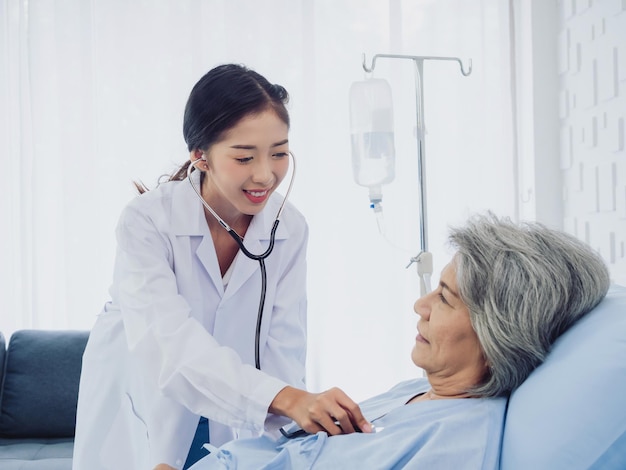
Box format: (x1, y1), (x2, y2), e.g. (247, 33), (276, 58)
(2, 0), (35, 333)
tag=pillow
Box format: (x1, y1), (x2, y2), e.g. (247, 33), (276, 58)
(501, 284), (626, 470)
(0, 330), (89, 438)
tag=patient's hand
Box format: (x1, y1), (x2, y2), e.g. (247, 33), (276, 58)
(270, 386), (372, 436)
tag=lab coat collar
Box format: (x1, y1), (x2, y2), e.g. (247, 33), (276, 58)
(171, 171), (290, 241)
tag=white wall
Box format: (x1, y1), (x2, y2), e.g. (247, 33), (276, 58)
(558, 0), (626, 285)
(513, 0), (626, 286)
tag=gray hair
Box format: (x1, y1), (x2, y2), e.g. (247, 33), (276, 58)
(449, 213), (610, 397)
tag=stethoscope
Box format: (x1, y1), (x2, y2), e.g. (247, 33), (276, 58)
(187, 152), (296, 370)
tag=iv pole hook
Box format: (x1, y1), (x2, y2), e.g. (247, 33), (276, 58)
(362, 53), (473, 76)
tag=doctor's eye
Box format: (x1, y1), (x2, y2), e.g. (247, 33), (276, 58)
(235, 156), (254, 164)
(272, 152), (289, 159)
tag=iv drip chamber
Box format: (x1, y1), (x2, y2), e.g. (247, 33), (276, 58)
(349, 78), (396, 188)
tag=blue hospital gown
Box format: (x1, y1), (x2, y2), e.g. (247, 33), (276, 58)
(190, 378), (507, 469)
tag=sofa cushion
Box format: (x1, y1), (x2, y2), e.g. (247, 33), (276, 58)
(0, 330), (89, 438)
(501, 284), (626, 469)
(0, 437), (73, 470)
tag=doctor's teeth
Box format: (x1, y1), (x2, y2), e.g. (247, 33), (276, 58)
(249, 190), (267, 197)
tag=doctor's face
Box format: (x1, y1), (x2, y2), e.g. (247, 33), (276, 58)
(411, 258), (488, 387)
(194, 109), (290, 220)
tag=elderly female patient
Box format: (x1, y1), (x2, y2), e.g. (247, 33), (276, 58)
(161, 214), (610, 469)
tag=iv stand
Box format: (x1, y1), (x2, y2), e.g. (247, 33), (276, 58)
(361, 53), (472, 296)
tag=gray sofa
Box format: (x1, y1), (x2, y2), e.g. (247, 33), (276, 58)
(0, 330), (89, 470)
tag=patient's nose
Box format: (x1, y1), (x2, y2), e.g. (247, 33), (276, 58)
(414, 295), (431, 319)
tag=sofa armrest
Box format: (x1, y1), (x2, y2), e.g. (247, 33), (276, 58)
(0, 330), (89, 438)
(0, 332), (5, 385)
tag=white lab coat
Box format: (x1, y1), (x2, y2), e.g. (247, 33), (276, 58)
(73, 172), (308, 470)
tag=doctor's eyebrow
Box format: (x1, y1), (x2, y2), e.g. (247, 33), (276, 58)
(230, 139), (289, 150)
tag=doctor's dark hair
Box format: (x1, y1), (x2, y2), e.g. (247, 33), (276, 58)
(135, 64), (290, 192)
(183, 63), (290, 152)
(449, 213), (609, 398)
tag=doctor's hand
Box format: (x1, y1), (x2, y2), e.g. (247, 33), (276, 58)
(269, 386), (373, 436)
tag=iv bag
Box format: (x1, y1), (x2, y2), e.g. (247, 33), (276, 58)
(349, 78), (396, 187)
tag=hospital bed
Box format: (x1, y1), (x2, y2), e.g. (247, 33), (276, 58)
(500, 284), (626, 469)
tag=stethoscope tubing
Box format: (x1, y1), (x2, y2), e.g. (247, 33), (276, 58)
(187, 151), (297, 369)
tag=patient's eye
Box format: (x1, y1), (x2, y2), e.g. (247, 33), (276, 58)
(438, 292), (450, 306)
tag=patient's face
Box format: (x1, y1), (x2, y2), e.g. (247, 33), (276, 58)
(411, 258), (487, 389)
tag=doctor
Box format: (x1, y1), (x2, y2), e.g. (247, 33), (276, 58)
(73, 64), (371, 470)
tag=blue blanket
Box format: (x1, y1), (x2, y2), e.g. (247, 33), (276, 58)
(191, 378), (506, 469)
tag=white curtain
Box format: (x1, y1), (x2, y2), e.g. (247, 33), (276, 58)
(1, 0), (515, 401)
